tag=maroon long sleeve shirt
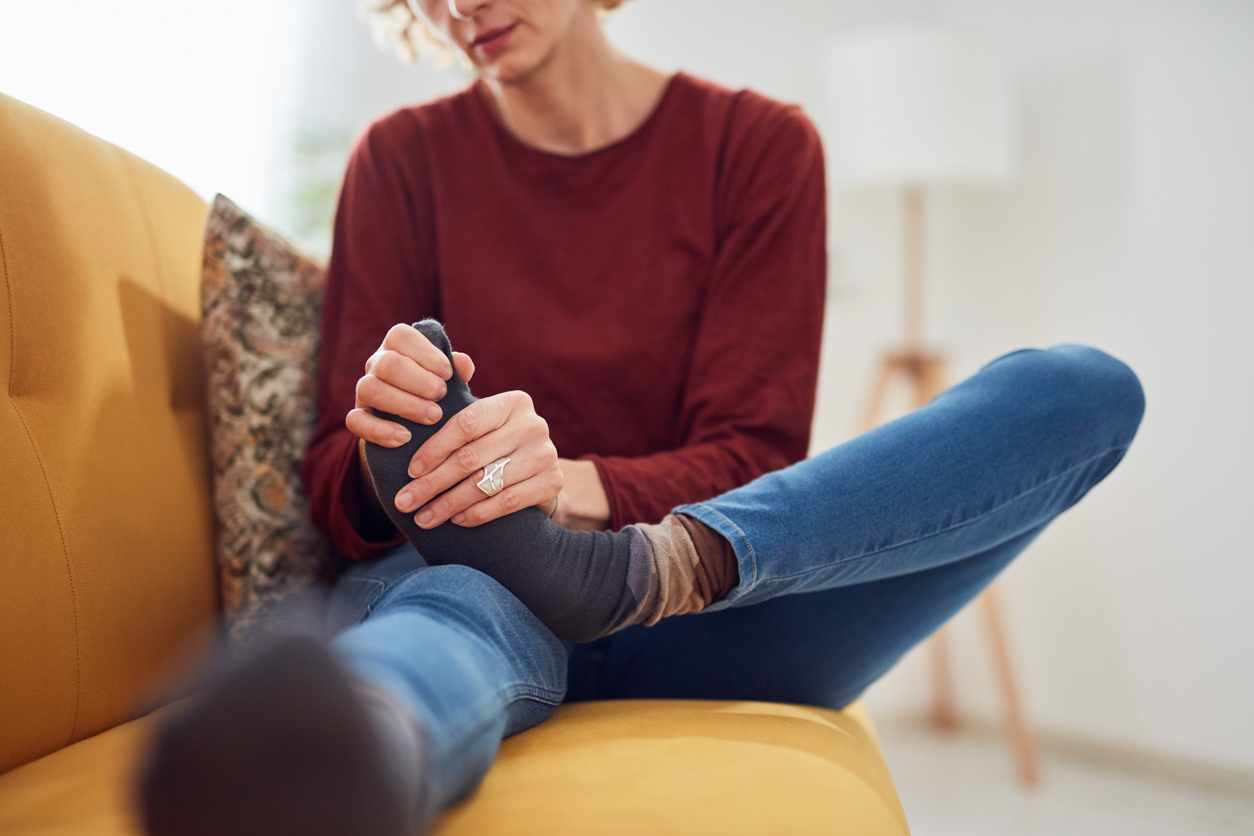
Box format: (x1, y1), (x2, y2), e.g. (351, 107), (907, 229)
(302, 73), (827, 561)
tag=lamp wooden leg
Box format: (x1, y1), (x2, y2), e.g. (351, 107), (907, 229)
(929, 626), (959, 730)
(914, 355), (947, 406)
(981, 584), (1040, 786)
(859, 356), (901, 434)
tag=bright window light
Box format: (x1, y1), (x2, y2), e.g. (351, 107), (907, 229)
(0, 0), (300, 218)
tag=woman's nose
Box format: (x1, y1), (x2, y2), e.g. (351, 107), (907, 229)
(448, 0), (490, 21)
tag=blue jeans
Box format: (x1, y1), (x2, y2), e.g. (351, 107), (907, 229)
(330, 345), (1144, 813)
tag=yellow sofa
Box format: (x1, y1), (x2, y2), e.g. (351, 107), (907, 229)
(0, 91), (910, 835)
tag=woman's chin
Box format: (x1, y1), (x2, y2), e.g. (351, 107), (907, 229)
(475, 49), (548, 86)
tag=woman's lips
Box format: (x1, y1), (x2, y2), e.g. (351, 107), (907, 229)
(471, 22), (519, 56)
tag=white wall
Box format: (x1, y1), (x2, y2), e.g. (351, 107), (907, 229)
(286, 0), (469, 142)
(607, 0), (1254, 772)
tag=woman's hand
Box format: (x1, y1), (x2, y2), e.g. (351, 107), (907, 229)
(346, 323), (471, 448)
(346, 324), (474, 534)
(346, 323), (589, 531)
(395, 390), (564, 529)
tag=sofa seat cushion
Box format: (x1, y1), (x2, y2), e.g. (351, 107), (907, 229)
(0, 699), (909, 835)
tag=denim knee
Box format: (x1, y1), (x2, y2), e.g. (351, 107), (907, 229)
(373, 564), (567, 676)
(378, 564), (538, 628)
(1044, 344), (1145, 448)
(987, 344), (1145, 451)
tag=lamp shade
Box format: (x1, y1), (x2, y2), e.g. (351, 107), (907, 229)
(824, 30), (1014, 187)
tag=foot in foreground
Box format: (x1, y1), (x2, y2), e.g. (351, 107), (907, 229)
(139, 635), (428, 836)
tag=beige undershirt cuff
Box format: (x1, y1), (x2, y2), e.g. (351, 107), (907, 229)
(634, 514), (738, 626)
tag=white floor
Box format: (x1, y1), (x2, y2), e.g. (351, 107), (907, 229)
(875, 726), (1254, 836)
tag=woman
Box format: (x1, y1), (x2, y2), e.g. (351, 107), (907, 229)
(139, 2), (1144, 835)
(305, 0), (825, 548)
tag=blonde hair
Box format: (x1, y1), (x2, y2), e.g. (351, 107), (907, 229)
(357, 0), (628, 65)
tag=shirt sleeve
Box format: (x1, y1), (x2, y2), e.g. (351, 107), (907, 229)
(584, 100), (827, 528)
(301, 113), (436, 560)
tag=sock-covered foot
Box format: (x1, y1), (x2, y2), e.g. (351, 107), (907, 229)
(365, 320), (738, 642)
(139, 635), (429, 836)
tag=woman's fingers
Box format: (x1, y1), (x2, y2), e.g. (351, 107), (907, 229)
(370, 348), (448, 404)
(345, 407), (412, 447)
(380, 388), (560, 528)
(381, 323), (452, 381)
(452, 351), (475, 383)
(394, 419), (519, 514)
(407, 448), (563, 529)
(448, 463), (565, 528)
(354, 373), (443, 426)
(405, 394), (516, 480)
(346, 324), (461, 446)
(406, 450), (534, 526)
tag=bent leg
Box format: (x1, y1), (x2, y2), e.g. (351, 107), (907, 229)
(569, 526), (1042, 707)
(679, 345), (1143, 610)
(333, 548), (568, 815)
(367, 334), (1140, 643)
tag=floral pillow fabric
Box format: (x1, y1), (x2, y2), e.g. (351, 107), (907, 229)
(202, 194), (338, 643)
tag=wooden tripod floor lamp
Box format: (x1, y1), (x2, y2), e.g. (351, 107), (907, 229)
(827, 31), (1039, 786)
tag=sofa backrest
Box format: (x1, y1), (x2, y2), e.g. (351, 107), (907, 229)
(0, 93), (218, 773)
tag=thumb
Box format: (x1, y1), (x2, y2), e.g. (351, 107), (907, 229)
(452, 351), (475, 384)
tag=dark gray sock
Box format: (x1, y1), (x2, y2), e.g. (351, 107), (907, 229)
(139, 636), (425, 836)
(356, 682), (432, 825)
(364, 320), (651, 642)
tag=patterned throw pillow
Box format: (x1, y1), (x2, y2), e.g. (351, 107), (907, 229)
(202, 194), (338, 643)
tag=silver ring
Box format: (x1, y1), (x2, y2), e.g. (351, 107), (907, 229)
(476, 457), (510, 497)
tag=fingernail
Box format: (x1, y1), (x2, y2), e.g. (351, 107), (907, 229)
(416, 509), (434, 527)
(396, 492), (414, 512)
(452, 513), (466, 526)
(393, 428), (411, 445)
(426, 405), (442, 424)
(408, 461), (425, 479)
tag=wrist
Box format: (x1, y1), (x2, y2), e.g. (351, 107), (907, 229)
(554, 458), (610, 530)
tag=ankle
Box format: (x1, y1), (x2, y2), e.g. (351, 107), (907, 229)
(676, 514), (738, 606)
(630, 514), (739, 627)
